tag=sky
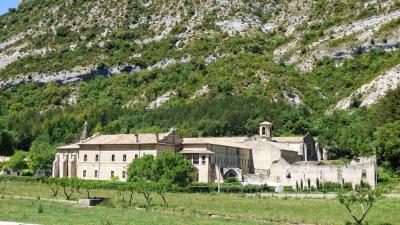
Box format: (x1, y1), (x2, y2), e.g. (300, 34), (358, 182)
(0, 0), (19, 16)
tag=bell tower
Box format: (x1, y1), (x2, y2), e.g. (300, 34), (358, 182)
(259, 121), (272, 141)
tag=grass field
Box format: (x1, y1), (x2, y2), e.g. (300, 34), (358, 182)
(0, 182), (399, 225)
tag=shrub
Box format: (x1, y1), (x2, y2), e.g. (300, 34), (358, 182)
(37, 203), (44, 213)
(0, 175), (41, 182)
(22, 169), (34, 176)
(56, 26), (70, 37)
(225, 177), (240, 184)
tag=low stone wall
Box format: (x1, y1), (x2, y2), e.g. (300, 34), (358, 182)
(244, 157), (377, 190)
(78, 197), (108, 207)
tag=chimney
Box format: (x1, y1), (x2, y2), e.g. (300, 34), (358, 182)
(259, 121), (272, 141)
(135, 134), (139, 143)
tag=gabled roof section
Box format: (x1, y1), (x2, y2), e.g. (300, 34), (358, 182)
(271, 136), (304, 143)
(180, 148), (214, 154)
(79, 133), (169, 145)
(259, 121), (273, 125)
(57, 143), (80, 150)
(183, 137), (251, 149)
(268, 141), (299, 152)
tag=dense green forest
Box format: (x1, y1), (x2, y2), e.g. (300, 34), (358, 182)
(1, 69), (400, 173)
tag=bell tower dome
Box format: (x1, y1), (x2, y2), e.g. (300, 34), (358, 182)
(259, 121), (272, 141)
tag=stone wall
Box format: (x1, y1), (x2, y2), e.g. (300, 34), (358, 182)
(244, 157), (377, 189)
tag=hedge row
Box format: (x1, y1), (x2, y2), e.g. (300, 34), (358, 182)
(175, 183), (274, 193)
(0, 175), (41, 182)
(1, 175), (274, 193)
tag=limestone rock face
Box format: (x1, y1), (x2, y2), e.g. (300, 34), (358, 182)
(1, 0), (400, 111)
(335, 63), (400, 110)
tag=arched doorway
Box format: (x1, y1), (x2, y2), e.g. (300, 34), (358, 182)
(223, 169), (238, 180)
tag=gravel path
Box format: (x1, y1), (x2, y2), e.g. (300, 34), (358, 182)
(0, 222), (40, 225)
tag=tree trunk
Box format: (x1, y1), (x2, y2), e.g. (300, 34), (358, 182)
(160, 194), (168, 206)
(63, 186), (74, 200)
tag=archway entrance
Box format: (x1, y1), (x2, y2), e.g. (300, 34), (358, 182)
(223, 169), (238, 180)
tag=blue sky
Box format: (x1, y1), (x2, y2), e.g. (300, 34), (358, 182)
(0, 0), (19, 16)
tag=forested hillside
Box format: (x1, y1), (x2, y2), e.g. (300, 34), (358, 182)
(0, 0), (400, 173)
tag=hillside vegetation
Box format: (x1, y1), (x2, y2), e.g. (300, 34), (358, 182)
(0, 0), (400, 173)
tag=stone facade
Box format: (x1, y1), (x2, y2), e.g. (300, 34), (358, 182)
(52, 122), (377, 189)
(53, 132), (182, 181)
(245, 157), (377, 190)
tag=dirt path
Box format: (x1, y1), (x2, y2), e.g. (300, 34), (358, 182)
(0, 222), (40, 225)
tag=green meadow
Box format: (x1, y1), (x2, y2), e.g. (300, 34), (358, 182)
(0, 182), (399, 225)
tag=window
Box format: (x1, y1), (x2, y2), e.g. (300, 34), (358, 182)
(122, 171), (126, 178)
(94, 170), (98, 178)
(111, 154), (115, 161)
(135, 154), (138, 159)
(262, 126), (266, 135)
(83, 170), (86, 177)
(202, 155), (206, 165)
(111, 171), (114, 177)
(84, 154), (87, 161)
(123, 154), (127, 162)
(95, 154), (99, 161)
(193, 154), (199, 164)
(362, 169), (367, 178)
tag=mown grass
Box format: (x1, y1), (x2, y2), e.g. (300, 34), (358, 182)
(1, 182), (399, 225)
(0, 198), (265, 225)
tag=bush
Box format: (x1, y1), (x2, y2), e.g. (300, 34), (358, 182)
(37, 203), (44, 213)
(225, 177), (240, 184)
(56, 26), (70, 37)
(0, 175), (41, 182)
(22, 169), (34, 176)
(284, 186), (295, 192)
(185, 183), (273, 193)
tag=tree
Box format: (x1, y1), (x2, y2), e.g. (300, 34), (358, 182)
(127, 151), (194, 206)
(154, 178), (172, 206)
(59, 178), (79, 200)
(44, 177), (60, 197)
(56, 26), (70, 37)
(133, 178), (155, 206)
(119, 182), (136, 207)
(127, 154), (156, 182)
(216, 79), (233, 94)
(77, 180), (100, 199)
(337, 189), (380, 225)
(8, 151), (28, 171)
(0, 130), (14, 156)
(374, 120), (400, 171)
(0, 180), (7, 195)
(153, 151), (194, 187)
(29, 139), (56, 174)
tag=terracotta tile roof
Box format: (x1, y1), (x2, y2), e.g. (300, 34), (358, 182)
(183, 137), (251, 149)
(271, 136), (304, 143)
(79, 133), (169, 145)
(180, 148), (214, 154)
(57, 143), (80, 150)
(183, 137), (248, 144)
(268, 141), (299, 152)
